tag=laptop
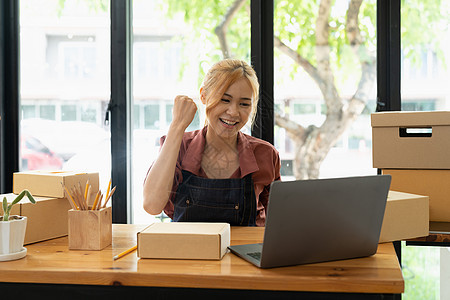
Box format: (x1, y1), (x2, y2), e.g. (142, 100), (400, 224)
(228, 175), (391, 268)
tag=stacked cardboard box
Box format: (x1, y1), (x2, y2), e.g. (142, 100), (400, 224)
(13, 171), (99, 200)
(372, 111), (450, 241)
(372, 111), (450, 222)
(1, 171), (99, 244)
(0, 193), (71, 244)
(379, 191), (429, 243)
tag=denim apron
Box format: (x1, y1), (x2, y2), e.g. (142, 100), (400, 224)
(172, 170), (257, 226)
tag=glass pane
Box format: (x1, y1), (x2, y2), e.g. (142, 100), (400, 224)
(61, 105), (77, 121)
(132, 0), (251, 224)
(401, 1), (450, 112)
(400, 1), (449, 299)
(143, 104), (160, 129)
(274, 1), (377, 180)
(39, 105), (56, 120)
(19, 0), (111, 192)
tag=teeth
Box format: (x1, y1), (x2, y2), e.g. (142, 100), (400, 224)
(221, 119), (237, 125)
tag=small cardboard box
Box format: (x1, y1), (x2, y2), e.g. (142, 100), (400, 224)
(68, 207), (112, 250)
(13, 171), (99, 198)
(382, 169), (450, 222)
(137, 222), (230, 260)
(379, 191), (429, 243)
(371, 111), (450, 169)
(0, 193), (72, 245)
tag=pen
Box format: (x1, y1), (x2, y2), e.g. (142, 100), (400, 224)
(113, 245), (137, 261)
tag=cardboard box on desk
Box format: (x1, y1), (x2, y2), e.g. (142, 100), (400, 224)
(371, 111), (450, 169)
(137, 222), (230, 260)
(382, 169), (450, 222)
(0, 193), (71, 245)
(379, 191), (429, 243)
(13, 171), (99, 199)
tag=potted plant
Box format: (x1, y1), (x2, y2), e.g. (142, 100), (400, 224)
(1, 189), (35, 261)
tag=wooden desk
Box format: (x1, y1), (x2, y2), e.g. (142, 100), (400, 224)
(0, 224), (404, 299)
(407, 221), (450, 246)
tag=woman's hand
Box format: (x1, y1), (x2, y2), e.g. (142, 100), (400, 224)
(172, 95), (197, 132)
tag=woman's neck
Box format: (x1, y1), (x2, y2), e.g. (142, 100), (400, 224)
(205, 126), (238, 151)
(202, 127), (240, 179)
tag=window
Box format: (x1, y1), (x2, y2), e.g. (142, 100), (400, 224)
(131, 0), (251, 224)
(274, 0), (377, 180)
(19, 0), (111, 189)
(60, 42), (96, 80)
(39, 105), (56, 120)
(143, 104), (159, 130)
(134, 39), (181, 82)
(22, 105), (36, 119)
(399, 1), (450, 299)
(401, 2), (449, 112)
(61, 105), (77, 121)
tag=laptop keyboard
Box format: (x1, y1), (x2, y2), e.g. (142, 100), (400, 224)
(247, 251), (262, 261)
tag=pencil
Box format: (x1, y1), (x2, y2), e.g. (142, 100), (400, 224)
(86, 185), (92, 207)
(64, 186), (78, 210)
(105, 178), (112, 201)
(77, 183), (87, 210)
(113, 245), (137, 261)
(71, 187), (81, 210)
(102, 186), (116, 208)
(84, 180), (90, 200)
(95, 193), (103, 210)
(92, 190), (101, 210)
(74, 187), (87, 210)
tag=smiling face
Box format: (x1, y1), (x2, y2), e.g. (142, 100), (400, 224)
(200, 59), (259, 145)
(202, 77), (253, 142)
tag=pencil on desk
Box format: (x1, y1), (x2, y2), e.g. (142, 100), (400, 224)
(113, 245), (137, 261)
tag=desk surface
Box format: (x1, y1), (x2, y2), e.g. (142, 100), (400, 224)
(407, 221), (450, 244)
(0, 224), (404, 294)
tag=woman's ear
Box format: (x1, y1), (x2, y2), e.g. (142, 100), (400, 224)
(200, 87), (207, 105)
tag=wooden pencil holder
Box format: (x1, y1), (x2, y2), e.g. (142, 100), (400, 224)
(68, 206), (112, 250)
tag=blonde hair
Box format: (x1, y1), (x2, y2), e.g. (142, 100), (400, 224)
(201, 59), (259, 126)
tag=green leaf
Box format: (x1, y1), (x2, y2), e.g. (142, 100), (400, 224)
(1, 190), (36, 221)
(10, 189), (26, 206)
(25, 190), (36, 204)
(2, 197), (7, 214)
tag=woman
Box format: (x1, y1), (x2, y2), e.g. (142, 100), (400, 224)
(143, 59), (280, 226)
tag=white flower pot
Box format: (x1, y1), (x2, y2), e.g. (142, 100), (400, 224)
(0, 215), (27, 255)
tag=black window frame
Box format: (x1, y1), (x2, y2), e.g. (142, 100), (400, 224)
(0, 0), (20, 193)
